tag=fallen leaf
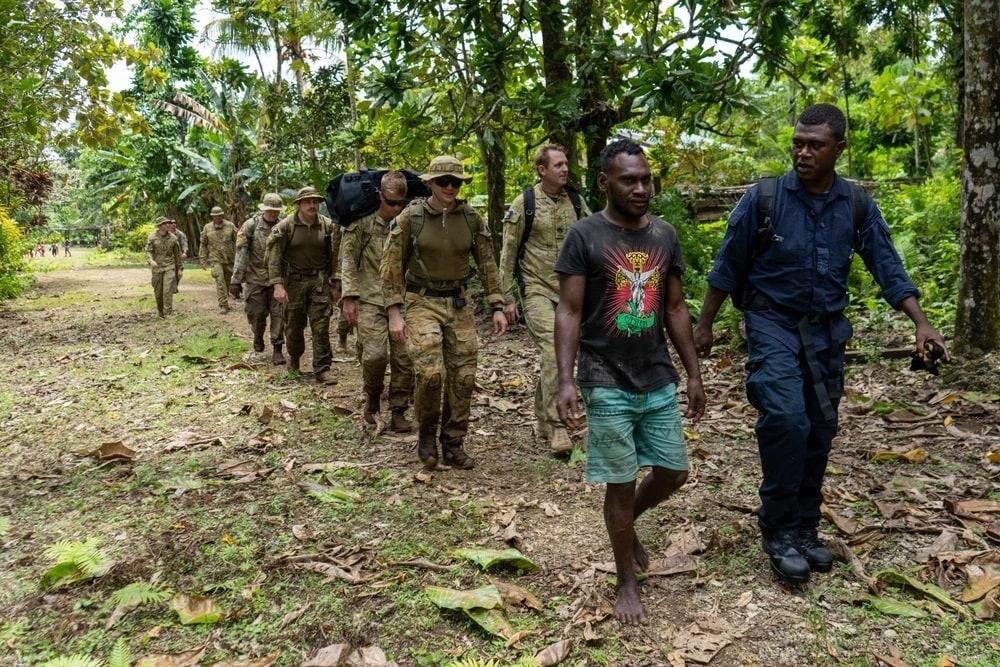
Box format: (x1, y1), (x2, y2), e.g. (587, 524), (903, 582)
(301, 645), (350, 667)
(541, 502), (562, 517)
(465, 606), (514, 639)
(414, 471), (433, 484)
(493, 580), (543, 611)
(160, 365), (180, 375)
(946, 498), (1000, 516)
(873, 647), (909, 667)
(330, 405), (355, 416)
(875, 570), (969, 617)
(453, 547), (539, 572)
(258, 406), (274, 424)
(136, 648), (206, 667)
(936, 657), (958, 667)
(915, 531), (958, 563)
(390, 559), (457, 572)
(505, 630), (534, 648)
(534, 639), (573, 666)
(821, 504), (861, 535)
(293, 560), (364, 584)
(972, 590), (998, 620)
(424, 585), (502, 610)
(867, 595), (928, 618)
(985, 451), (1000, 464)
(345, 646), (397, 666)
(227, 363), (256, 371)
(960, 573), (1000, 602)
(170, 593), (224, 625)
(671, 617), (736, 664)
(734, 591), (753, 607)
(292, 524), (313, 541)
(84, 441), (136, 463)
(871, 448), (929, 464)
(883, 408), (935, 423)
(280, 399), (298, 411)
(209, 653), (280, 667)
(279, 604), (311, 629)
(300, 480), (360, 505)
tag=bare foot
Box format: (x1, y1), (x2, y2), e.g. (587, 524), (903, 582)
(614, 580), (646, 625)
(633, 535), (650, 573)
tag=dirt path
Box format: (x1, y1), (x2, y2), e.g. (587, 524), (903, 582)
(1, 259), (998, 666)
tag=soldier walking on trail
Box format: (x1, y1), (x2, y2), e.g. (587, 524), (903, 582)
(146, 216), (182, 318)
(694, 104), (949, 585)
(231, 193), (287, 365)
(167, 220), (188, 294)
(200, 206), (237, 313)
(555, 140), (705, 625)
(499, 144), (590, 454)
(381, 155), (509, 470)
(341, 171), (414, 432)
(267, 186), (342, 384)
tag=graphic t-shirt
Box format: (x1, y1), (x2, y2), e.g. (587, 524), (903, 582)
(554, 213), (685, 392)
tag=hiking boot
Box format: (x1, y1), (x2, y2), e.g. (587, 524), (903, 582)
(253, 333), (265, 353)
(271, 345), (286, 366)
(550, 427), (574, 454)
(762, 531), (811, 584)
(288, 356), (301, 372)
(390, 410), (414, 433)
(442, 440), (475, 470)
(315, 369), (338, 385)
(418, 438), (438, 470)
(799, 527), (834, 573)
(364, 392), (380, 425)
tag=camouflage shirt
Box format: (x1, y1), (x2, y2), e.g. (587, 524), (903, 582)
(340, 211), (391, 308)
(498, 183), (590, 301)
(232, 215), (279, 286)
(200, 220), (237, 265)
(380, 199), (504, 308)
(172, 230), (189, 255)
(145, 231), (180, 273)
(265, 213), (341, 286)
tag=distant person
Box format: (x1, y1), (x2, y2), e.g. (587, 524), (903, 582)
(63, 241), (71, 256)
(37, 244), (44, 257)
(51, 243), (58, 256)
(555, 139), (705, 625)
(145, 217), (182, 317)
(167, 221), (188, 294)
(694, 103), (948, 584)
(200, 206), (237, 313)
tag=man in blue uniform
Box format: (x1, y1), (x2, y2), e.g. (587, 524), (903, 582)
(694, 104), (948, 584)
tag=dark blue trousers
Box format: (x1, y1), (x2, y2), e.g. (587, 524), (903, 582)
(745, 329), (844, 534)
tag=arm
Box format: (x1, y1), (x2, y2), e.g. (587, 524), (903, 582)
(693, 286), (729, 357)
(265, 223), (289, 303)
(496, 197), (525, 323)
(199, 226), (209, 267)
(327, 222), (342, 303)
(172, 240), (181, 277)
(339, 222), (362, 327)
(380, 213), (409, 343)
(144, 234), (157, 268)
(231, 223), (250, 284)
(470, 214), (508, 336)
(555, 273), (585, 430)
(663, 273), (706, 420)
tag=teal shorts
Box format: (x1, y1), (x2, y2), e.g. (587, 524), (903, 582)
(581, 383), (687, 484)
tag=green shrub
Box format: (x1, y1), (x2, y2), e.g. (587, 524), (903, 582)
(0, 206), (30, 300)
(118, 223), (155, 253)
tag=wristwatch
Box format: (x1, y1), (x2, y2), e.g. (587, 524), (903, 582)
(492, 304), (504, 313)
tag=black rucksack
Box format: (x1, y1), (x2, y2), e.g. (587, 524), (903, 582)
(324, 169), (430, 226)
(731, 176), (868, 310)
(513, 185), (584, 296)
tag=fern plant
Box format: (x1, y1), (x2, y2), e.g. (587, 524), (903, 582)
(40, 638), (131, 667)
(110, 582), (172, 608)
(40, 538), (113, 590)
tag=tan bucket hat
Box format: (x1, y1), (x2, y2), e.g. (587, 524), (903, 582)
(210, 206), (224, 217)
(294, 186), (325, 203)
(155, 216), (174, 226)
(258, 193), (284, 212)
(420, 155), (473, 182)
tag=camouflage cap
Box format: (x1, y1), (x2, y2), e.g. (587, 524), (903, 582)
(294, 186), (325, 203)
(420, 155), (473, 182)
(210, 206), (225, 217)
(258, 192), (284, 212)
(155, 216), (173, 226)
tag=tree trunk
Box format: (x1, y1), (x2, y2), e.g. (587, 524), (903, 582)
(479, 132), (506, 260)
(345, 41), (362, 170)
(538, 0), (579, 172)
(955, 0), (1000, 353)
(476, 0), (507, 259)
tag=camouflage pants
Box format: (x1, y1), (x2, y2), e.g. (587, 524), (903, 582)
(284, 274), (332, 373)
(405, 292), (478, 444)
(358, 302), (413, 411)
(151, 270), (177, 316)
(208, 261), (232, 309)
(245, 283), (284, 347)
(522, 291), (560, 432)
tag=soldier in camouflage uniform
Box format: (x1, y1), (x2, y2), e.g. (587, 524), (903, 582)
(231, 193), (286, 365)
(167, 220), (188, 294)
(200, 206), (238, 313)
(341, 171), (414, 432)
(267, 186), (342, 384)
(381, 156), (508, 470)
(499, 144), (590, 454)
(145, 216), (181, 317)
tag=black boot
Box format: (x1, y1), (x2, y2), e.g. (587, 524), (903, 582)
(364, 392), (380, 425)
(762, 531), (811, 584)
(799, 527), (833, 573)
(271, 344), (286, 365)
(441, 439), (475, 470)
(418, 437), (438, 470)
(253, 333), (265, 352)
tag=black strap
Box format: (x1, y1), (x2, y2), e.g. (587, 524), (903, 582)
(515, 185), (583, 296)
(797, 316), (839, 422)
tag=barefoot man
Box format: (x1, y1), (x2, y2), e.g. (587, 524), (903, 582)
(554, 139), (706, 624)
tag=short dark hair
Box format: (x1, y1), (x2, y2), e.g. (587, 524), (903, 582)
(599, 139), (645, 173)
(797, 103), (847, 141)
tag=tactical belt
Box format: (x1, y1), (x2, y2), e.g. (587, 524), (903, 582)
(405, 282), (462, 298)
(287, 270), (321, 279)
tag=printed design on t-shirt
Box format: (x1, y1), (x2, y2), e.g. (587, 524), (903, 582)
(604, 247), (662, 336)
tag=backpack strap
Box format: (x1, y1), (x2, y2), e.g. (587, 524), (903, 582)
(847, 181), (868, 250)
(565, 186), (584, 220)
(521, 187), (536, 250)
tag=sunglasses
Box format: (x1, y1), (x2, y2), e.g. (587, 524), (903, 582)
(380, 194), (408, 207)
(432, 176), (464, 189)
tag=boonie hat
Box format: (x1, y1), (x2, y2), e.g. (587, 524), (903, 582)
(294, 186), (325, 203)
(156, 216), (173, 226)
(420, 155), (473, 183)
(258, 193), (284, 212)
(210, 206), (224, 217)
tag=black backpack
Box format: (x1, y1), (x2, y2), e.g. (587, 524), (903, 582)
(731, 176), (868, 310)
(324, 169), (430, 226)
(514, 185), (584, 296)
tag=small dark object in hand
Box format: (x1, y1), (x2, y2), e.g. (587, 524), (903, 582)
(910, 340), (946, 375)
(452, 296), (466, 310)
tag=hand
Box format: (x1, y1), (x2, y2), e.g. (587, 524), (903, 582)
(556, 381), (583, 431)
(693, 322), (714, 358)
(503, 302), (519, 325)
(273, 283), (289, 304)
(388, 307), (409, 344)
(180, 253), (187, 261)
(329, 280), (342, 305)
(229, 283), (242, 299)
(492, 310), (508, 336)
(148, 260), (158, 269)
(915, 323), (950, 362)
(685, 377), (706, 422)
(342, 297), (358, 327)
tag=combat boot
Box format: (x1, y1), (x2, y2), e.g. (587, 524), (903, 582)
(390, 409), (414, 433)
(761, 531), (811, 584)
(271, 344), (286, 365)
(442, 440), (475, 470)
(799, 527), (834, 573)
(364, 392), (380, 425)
(549, 427), (574, 454)
(418, 437), (438, 470)
(288, 356), (301, 372)
(253, 333), (265, 353)
(315, 369), (338, 385)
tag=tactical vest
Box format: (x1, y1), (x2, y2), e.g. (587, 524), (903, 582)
(403, 200), (479, 291)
